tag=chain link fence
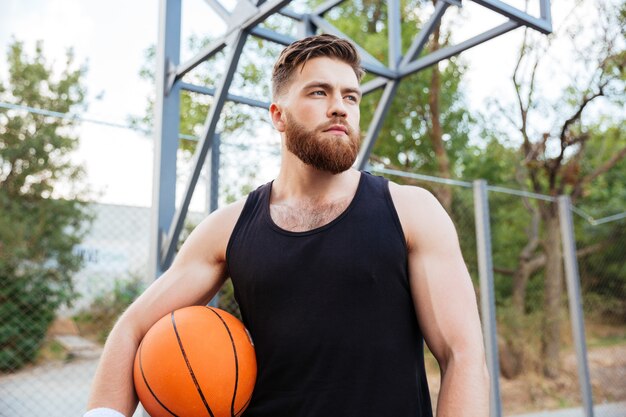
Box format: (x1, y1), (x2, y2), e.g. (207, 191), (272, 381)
(0, 170), (624, 417)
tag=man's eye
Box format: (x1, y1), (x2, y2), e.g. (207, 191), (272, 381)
(345, 95), (359, 102)
(310, 90), (326, 96)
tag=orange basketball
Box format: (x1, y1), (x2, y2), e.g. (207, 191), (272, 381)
(133, 306), (257, 417)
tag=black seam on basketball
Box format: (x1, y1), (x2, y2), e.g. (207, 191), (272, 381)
(138, 339), (180, 417)
(235, 390), (254, 417)
(172, 311), (215, 417)
(205, 306), (240, 417)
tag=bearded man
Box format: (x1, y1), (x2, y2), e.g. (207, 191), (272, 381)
(85, 34), (489, 417)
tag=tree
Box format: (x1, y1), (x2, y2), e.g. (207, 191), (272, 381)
(0, 40), (91, 371)
(327, 0), (472, 212)
(484, 0), (625, 378)
(133, 35), (276, 207)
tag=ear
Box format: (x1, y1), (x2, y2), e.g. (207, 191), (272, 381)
(269, 103), (286, 133)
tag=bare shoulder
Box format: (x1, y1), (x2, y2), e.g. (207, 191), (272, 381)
(193, 198), (247, 237)
(387, 181), (458, 251)
(173, 197), (247, 265)
(387, 181), (449, 223)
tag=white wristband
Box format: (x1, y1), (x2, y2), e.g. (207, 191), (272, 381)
(84, 408), (126, 417)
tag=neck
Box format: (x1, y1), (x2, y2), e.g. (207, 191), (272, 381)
(273, 151), (360, 204)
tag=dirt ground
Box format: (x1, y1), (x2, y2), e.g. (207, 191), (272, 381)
(425, 343), (626, 415)
(2, 329), (624, 416)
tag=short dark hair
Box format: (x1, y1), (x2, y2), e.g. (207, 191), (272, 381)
(271, 34), (364, 99)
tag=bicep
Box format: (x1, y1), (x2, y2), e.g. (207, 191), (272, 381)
(393, 186), (483, 367)
(121, 201), (243, 337)
(408, 222), (481, 366)
(125, 253), (227, 336)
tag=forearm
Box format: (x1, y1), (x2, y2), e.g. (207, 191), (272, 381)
(435, 355), (490, 417)
(87, 319), (143, 417)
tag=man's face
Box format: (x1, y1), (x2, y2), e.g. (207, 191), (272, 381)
(272, 57), (362, 174)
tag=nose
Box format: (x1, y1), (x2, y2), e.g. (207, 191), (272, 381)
(327, 94), (347, 119)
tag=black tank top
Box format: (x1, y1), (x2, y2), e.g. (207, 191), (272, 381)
(226, 171), (432, 417)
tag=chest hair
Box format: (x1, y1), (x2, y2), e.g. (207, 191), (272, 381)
(270, 197), (351, 232)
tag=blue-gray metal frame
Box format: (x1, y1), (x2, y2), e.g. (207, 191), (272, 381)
(207, 134), (221, 214)
(355, 80), (399, 169)
(179, 81), (270, 109)
(558, 196), (595, 417)
(473, 180), (503, 417)
(151, 2), (552, 413)
(149, 0), (181, 280)
(160, 30), (249, 268)
(401, 0), (450, 67)
(388, 0), (402, 70)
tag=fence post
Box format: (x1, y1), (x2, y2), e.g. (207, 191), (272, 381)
(473, 180), (502, 417)
(558, 195), (594, 417)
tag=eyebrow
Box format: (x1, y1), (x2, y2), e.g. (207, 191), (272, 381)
(303, 81), (362, 99)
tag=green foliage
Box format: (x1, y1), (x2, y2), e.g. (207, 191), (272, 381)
(133, 34), (271, 153)
(0, 40), (91, 372)
(327, 0), (473, 175)
(133, 33), (277, 204)
(472, 0), (626, 370)
(218, 279), (242, 320)
(74, 275), (146, 344)
(576, 124), (626, 323)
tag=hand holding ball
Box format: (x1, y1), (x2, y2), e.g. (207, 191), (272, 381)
(133, 306), (257, 417)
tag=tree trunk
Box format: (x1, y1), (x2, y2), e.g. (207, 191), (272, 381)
(541, 210), (564, 378)
(512, 253), (545, 314)
(512, 267), (531, 314)
(427, 4), (453, 211)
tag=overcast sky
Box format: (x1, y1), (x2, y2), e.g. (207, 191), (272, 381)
(0, 0), (581, 207)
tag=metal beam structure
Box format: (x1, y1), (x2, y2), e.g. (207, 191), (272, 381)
(473, 180), (503, 417)
(558, 196), (595, 417)
(149, 0), (181, 280)
(149, 1), (553, 415)
(152, 0), (554, 275)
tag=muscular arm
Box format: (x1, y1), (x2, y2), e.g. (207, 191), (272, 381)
(86, 200), (245, 416)
(390, 184), (489, 417)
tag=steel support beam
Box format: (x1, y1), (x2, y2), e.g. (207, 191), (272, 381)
(400, 20), (520, 78)
(278, 7), (304, 20)
(355, 80), (399, 170)
(203, 0), (230, 21)
(237, 0), (297, 33)
(161, 31), (249, 269)
(207, 134), (221, 214)
(473, 180), (503, 417)
(179, 81), (270, 109)
(558, 196), (594, 417)
(175, 36), (228, 83)
(401, 0), (450, 67)
(361, 77), (389, 95)
(151, 3), (556, 407)
(471, 0), (552, 34)
(298, 14), (317, 38)
(250, 26), (297, 46)
(540, 0), (552, 23)
(153, 0), (555, 262)
(387, 0), (402, 70)
(314, 0), (346, 16)
(150, 0), (181, 280)
(175, 0), (293, 83)
(308, 14), (388, 71)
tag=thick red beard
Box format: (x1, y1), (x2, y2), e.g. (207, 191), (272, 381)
(284, 111), (360, 174)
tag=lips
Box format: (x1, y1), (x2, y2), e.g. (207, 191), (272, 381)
(324, 124), (348, 134)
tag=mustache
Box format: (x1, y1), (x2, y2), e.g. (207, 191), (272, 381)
(318, 119), (355, 135)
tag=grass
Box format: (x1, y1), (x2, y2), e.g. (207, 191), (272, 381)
(587, 333), (626, 348)
(585, 322), (626, 348)
(36, 339), (69, 363)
